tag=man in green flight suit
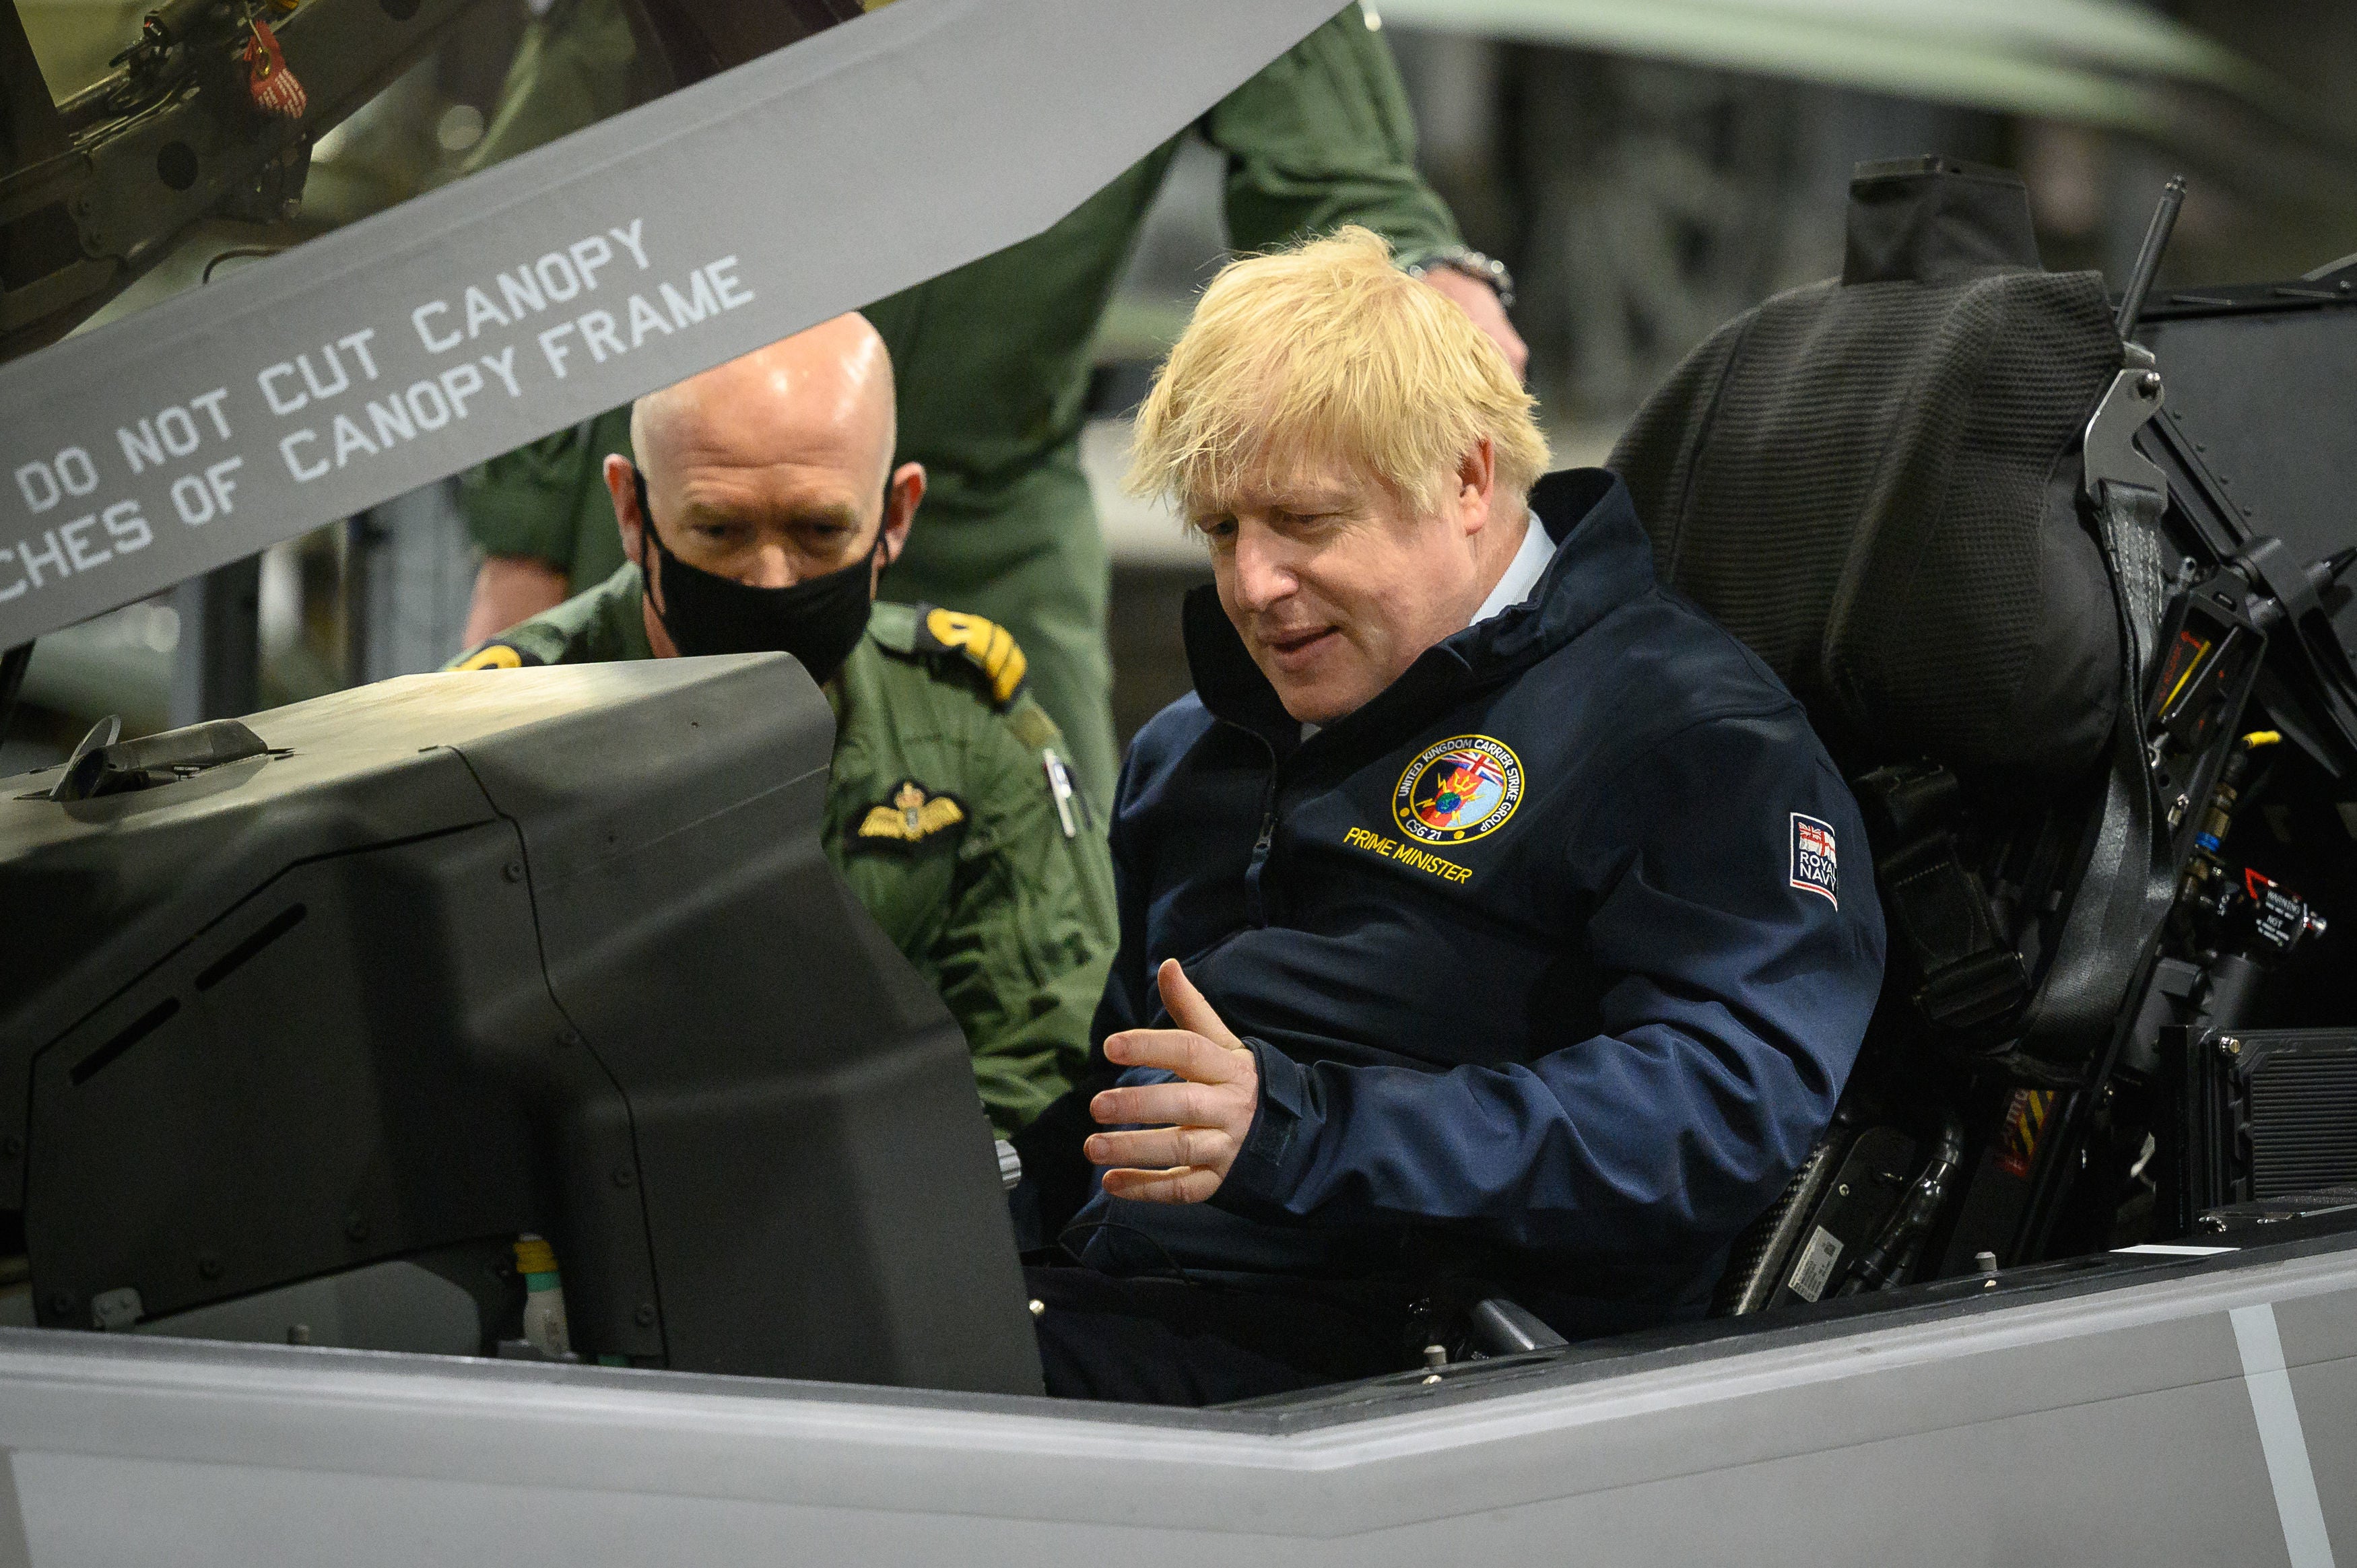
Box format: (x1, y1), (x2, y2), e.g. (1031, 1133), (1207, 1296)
(449, 316), (1114, 1142)
(455, 1), (1523, 814)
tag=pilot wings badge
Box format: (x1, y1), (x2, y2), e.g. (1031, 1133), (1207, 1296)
(857, 780), (967, 848)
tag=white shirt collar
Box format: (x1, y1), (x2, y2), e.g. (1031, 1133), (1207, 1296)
(1469, 510), (1554, 627)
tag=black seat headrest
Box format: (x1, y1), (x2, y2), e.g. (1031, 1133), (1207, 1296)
(1843, 156), (2044, 286)
(1610, 157), (2126, 788)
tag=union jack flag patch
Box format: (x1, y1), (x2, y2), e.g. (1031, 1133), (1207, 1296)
(1790, 813), (1838, 906)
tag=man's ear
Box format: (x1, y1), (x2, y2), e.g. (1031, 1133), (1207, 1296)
(879, 460), (925, 570)
(1455, 438), (1498, 538)
(604, 453), (646, 564)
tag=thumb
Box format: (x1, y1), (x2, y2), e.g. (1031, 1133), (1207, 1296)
(1158, 959), (1243, 1050)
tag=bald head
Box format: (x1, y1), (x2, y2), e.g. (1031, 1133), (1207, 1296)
(633, 312), (897, 504)
(604, 313), (925, 646)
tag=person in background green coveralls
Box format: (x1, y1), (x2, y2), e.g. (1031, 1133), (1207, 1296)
(455, 1), (1525, 813)
(449, 317), (1115, 1142)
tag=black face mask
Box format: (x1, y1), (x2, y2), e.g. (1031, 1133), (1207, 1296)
(632, 469), (879, 681)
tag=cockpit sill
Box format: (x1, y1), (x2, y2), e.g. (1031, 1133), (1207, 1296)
(3, 1208), (2349, 1436)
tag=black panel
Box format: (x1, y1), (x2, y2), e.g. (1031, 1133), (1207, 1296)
(2144, 304), (2357, 579)
(0, 656), (1041, 1395)
(2185, 1027), (2357, 1212)
(2248, 1041), (2357, 1196)
(0, 204), (81, 294)
(0, 4), (67, 170)
(24, 827), (591, 1328)
(2139, 291), (2357, 776)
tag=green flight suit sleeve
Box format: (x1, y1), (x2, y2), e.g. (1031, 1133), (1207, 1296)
(458, 407), (633, 584)
(1202, 3), (1463, 262)
(933, 700), (1117, 1139)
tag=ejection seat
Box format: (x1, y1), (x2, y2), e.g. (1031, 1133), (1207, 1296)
(1609, 158), (2194, 1305)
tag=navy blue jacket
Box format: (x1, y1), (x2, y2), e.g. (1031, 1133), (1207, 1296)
(1073, 469), (1886, 1336)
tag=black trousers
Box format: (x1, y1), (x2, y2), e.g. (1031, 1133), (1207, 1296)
(1024, 1264), (1424, 1406)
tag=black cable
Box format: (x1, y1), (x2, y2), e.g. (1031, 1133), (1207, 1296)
(202, 246), (284, 284)
(1837, 1110), (1968, 1295)
(2235, 755), (2281, 822)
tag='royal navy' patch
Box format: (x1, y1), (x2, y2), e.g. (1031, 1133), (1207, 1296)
(1393, 735), (1523, 846)
(1790, 813), (1838, 906)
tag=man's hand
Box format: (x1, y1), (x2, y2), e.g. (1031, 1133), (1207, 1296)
(462, 554), (570, 647)
(1086, 959), (1259, 1204)
(1420, 266), (1529, 382)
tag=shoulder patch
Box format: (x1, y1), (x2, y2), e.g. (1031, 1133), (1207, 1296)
(853, 780), (968, 850)
(451, 641), (544, 672)
(911, 606), (1028, 708)
(1790, 813), (1838, 906)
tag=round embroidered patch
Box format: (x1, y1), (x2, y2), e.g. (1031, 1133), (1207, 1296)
(1392, 735), (1523, 845)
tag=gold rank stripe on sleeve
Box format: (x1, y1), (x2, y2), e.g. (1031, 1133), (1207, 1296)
(920, 608), (1028, 708)
(857, 780), (968, 846)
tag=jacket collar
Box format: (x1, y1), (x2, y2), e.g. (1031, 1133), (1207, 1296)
(1182, 468), (1655, 749)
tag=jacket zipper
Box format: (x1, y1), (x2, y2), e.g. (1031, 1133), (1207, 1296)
(1234, 724), (1282, 929)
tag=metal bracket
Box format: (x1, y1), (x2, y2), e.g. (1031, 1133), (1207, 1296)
(88, 1286), (143, 1331)
(46, 714), (121, 801)
(2084, 342), (2167, 502)
(48, 715), (269, 802)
